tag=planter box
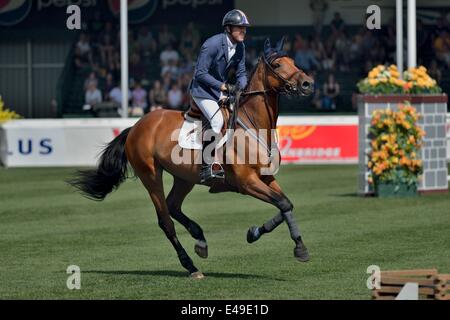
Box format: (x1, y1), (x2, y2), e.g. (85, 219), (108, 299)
(357, 94), (448, 196)
(376, 182), (418, 198)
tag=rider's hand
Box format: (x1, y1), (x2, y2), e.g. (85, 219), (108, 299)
(225, 83), (237, 94)
(220, 83), (227, 92)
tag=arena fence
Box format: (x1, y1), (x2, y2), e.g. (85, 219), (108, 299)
(0, 115), (449, 168)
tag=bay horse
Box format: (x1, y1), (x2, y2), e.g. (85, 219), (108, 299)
(69, 38), (314, 279)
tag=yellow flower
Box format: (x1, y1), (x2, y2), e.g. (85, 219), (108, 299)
(389, 64), (398, 70)
(369, 79), (379, 86)
(418, 66), (427, 73)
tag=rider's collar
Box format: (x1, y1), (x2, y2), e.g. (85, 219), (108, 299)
(226, 34), (237, 49)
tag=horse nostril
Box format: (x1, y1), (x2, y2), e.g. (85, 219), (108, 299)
(302, 81), (311, 89)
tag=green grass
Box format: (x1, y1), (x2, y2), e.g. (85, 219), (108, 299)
(0, 165), (449, 299)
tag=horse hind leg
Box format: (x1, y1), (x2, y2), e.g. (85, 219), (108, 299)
(167, 177), (208, 259)
(137, 163), (204, 278)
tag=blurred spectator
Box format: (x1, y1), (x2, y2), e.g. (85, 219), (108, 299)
(162, 72), (173, 92)
(309, 70), (322, 110)
(158, 24), (176, 48)
(84, 72), (98, 90)
(103, 73), (115, 100)
(179, 52), (195, 76)
(322, 74), (340, 111)
(310, 0), (328, 36)
(160, 44), (180, 66)
(295, 41), (321, 72)
(335, 31), (351, 71)
(84, 81), (102, 110)
(137, 26), (157, 56)
(129, 52), (146, 82)
(167, 82), (183, 110)
(75, 33), (93, 68)
(130, 82), (147, 115)
(322, 39), (336, 71)
(180, 23), (200, 56)
(161, 59), (180, 80)
(349, 34), (363, 64)
(149, 80), (167, 112)
(310, 35), (325, 61)
(99, 34), (115, 68)
(330, 12), (345, 37)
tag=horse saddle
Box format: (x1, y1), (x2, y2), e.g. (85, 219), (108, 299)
(178, 96), (233, 150)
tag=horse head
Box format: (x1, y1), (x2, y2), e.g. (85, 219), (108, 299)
(263, 38), (314, 97)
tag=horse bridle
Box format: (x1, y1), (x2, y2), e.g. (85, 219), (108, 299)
(242, 55), (304, 97)
(234, 55), (305, 159)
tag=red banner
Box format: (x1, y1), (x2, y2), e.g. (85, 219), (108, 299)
(277, 125), (358, 163)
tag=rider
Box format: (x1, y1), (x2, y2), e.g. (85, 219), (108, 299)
(190, 9), (250, 183)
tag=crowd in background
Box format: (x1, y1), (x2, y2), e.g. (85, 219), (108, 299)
(75, 9), (450, 115)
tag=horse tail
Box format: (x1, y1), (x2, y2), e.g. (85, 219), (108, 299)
(68, 127), (131, 201)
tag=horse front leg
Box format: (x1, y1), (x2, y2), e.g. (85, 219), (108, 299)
(240, 174), (309, 262)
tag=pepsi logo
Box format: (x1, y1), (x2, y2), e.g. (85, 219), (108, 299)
(0, 0), (32, 26)
(108, 0), (158, 24)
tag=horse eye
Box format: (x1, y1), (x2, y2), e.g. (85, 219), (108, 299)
(274, 63), (281, 68)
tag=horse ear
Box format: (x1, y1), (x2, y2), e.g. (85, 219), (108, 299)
(264, 38), (272, 58)
(276, 37), (285, 52)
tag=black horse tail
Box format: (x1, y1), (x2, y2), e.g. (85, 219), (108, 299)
(68, 127), (131, 201)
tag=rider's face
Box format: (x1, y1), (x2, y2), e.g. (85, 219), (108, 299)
(229, 26), (247, 43)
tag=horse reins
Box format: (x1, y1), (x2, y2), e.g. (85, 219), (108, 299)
(235, 56), (303, 157)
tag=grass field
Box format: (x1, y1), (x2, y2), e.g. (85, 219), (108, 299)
(0, 165), (449, 300)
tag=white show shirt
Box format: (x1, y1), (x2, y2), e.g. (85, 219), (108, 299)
(226, 34), (237, 62)
(219, 35), (238, 100)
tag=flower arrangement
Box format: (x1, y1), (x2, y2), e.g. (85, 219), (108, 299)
(357, 64), (442, 95)
(368, 102), (425, 187)
(0, 96), (21, 123)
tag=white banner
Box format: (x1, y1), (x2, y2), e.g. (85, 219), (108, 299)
(0, 115), (449, 168)
(0, 119), (137, 167)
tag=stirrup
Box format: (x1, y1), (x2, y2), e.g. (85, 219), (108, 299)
(200, 162), (225, 183)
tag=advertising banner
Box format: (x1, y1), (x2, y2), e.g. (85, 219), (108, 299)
(0, 115), (448, 168)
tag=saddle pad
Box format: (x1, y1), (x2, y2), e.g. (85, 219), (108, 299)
(178, 116), (230, 150)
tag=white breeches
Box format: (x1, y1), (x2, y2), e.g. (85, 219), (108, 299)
(192, 96), (224, 134)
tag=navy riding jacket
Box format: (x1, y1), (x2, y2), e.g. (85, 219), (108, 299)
(190, 33), (247, 101)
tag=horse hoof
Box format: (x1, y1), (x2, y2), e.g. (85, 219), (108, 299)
(294, 244), (310, 262)
(190, 271), (205, 279)
(194, 240), (208, 259)
(247, 226), (260, 243)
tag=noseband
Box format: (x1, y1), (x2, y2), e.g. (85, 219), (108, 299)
(242, 55), (303, 97)
(263, 55), (303, 96)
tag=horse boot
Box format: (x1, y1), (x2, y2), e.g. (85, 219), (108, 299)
(200, 132), (224, 184)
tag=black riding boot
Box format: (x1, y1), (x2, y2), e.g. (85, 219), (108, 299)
(200, 133), (224, 183)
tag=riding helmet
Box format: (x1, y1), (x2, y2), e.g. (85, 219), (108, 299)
(222, 9), (251, 27)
